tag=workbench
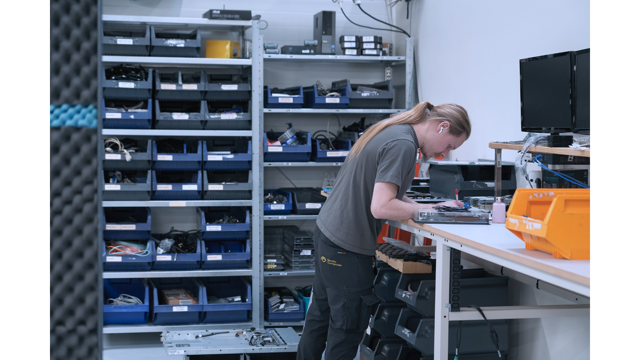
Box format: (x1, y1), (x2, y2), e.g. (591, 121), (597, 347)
(385, 219), (590, 360)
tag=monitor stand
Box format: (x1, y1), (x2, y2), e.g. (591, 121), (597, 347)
(546, 133), (573, 147)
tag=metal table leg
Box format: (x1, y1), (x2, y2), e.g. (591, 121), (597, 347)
(494, 148), (502, 201)
(433, 240), (451, 360)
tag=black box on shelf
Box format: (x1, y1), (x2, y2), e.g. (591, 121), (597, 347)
(202, 9), (252, 20)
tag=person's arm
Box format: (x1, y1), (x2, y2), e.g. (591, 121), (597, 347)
(401, 195), (418, 204)
(371, 182), (428, 221)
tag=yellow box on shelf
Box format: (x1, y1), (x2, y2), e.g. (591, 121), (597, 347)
(205, 40), (241, 59)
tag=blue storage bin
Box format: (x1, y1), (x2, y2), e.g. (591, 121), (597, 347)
(103, 278), (150, 325)
(203, 139), (252, 171)
(264, 288), (305, 321)
(150, 26), (201, 58)
(155, 70), (206, 101)
(151, 235), (202, 271)
(152, 171), (202, 200)
(204, 100), (252, 130)
(264, 85), (304, 108)
(203, 170), (252, 200)
(200, 277), (252, 323)
(264, 189), (293, 215)
(103, 67), (153, 100)
(201, 240), (251, 269)
(103, 98), (152, 129)
(102, 170), (152, 201)
(302, 84), (349, 109)
(152, 140), (203, 171)
(311, 139), (352, 162)
(205, 73), (251, 101)
(154, 100), (206, 130)
(199, 207), (250, 240)
(103, 207), (151, 240)
(102, 25), (150, 56)
(331, 79), (394, 109)
(103, 139), (153, 171)
(151, 278), (204, 325)
(103, 239), (155, 271)
(263, 132), (312, 162)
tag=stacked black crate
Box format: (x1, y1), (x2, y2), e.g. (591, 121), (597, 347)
(339, 35), (360, 56)
(360, 36), (383, 56)
(283, 228), (315, 271)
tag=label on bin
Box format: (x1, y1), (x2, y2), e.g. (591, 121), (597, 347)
(169, 201), (186, 207)
(106, 113), (121, 118)
(207, 255), (223, 261)
(362, 36), (376, 42)
(270, 204), (285, 210)
(267, 259), (277, 262)
(168, 350), (186, 355)
(182, 84), (198, 90)
(301, 250), (312, 256)
(343, 42), (357, 48)
(172, 113), (189, 120)
(221, 113), (238, 119)
(106, 224), (136, 230)
(278, 97), (294, 103)
(173, 306), (188, 312)
(325, 98), (340, 103)
(161, 84), (177, 90)
(206, 225), (222, 231)
(267, 147), (283, 152)
(343, 36), (356, 41)
(105, 154), (122, 160)
(116, 38), (133, 45)
(208, 185), (224, 190)
(104, 185), (121, 190)
(157, 155), (173, 161)
(305, 203), (322, 209)
(182, 185), (197, 190)
(118, 82), (135, 88)
(208, 155), (223, 161)
(363, 50), (378, 55)
(157, 185), (172, 190)
(156, 255), (172, 261)
(345, 49), (357, 55)
(362, 43), (378, 49)
(327, 151), (349, 157)
(106, 256), (122, 262)
(221, 85), (238, 90)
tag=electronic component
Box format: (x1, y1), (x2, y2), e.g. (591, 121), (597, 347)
(281, 45), (316, 55)
(304, 39), (318, 46)
(414, 209), (491, 225)
(428, 161), (517, 198)
(265, 48), (279, 54)
(361, 35), (383, 44)
(313, 11), (336, 54)
(264, 42), (278, 49)
(343, 49), (358, 56)
(202, 9), (252, 20)
(339, 35), (358, 42)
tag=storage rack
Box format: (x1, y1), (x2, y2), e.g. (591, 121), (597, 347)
(98, 12), (415, 357)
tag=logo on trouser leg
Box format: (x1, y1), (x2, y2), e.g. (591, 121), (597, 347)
(321, 256), (326, 262)
(321, 257), (342, 267)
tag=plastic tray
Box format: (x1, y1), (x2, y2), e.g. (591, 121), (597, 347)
(395, 269), (508, 316)
(263, 132), (312, 162)
(311, 139), (351, 162)
(284, 253), (315, 267)
(283, 242), (314, 259)
(203, 170), (252, 200)
(103, 278), (150, 325)
(200, 277), (252, 323)
(152, 139), (203, 171)
(332, 79), (394, 109)
(264, 85), (304, 108)
(103, 139), (152, 171)
(103, 239), (155, 272)
(102, 170), (152, 201)
(102, 67), (153, 100)
(201, 240), (250, 270)
(204, 100), (251, 130)
(199, 207), (250, 240)
(103, 98), (152, 129)
(155, 70), (206, 100)
(283, 229), (313, 247)
(205, 73), (251, 101)
(302, 84), (349, 109)
(154, 100), (206, 130)
(203, 139), (252, 171)
(151, 278), (204, 325)
(103, 207), (151, 240)
(264, 189), (293, 215)
(373, 263), (402, 304)
(152, 171), (202, 200)
(264, 288), (305, 321)
(150, 26), (201, 57)
(102, 25), (150, 56)
(280, 187), (326, 215)
(151, 235), (202, 271)
(506, 188), (590, 260)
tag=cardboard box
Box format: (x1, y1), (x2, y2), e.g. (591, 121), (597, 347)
(206, 40), (241, 59)
(376, 250), (432, 274)
(160, 288), (198, 305)
(382, 42), (393, 56)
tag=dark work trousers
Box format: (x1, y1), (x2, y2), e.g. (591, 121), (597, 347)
(297, 227), (379, 360)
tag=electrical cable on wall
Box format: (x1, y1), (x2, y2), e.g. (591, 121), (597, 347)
(332, 0), (408, 34)
(357, 4), (410, 36)
(533, 155), (590, 189)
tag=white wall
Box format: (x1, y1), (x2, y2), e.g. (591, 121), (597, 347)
(403, 1), (590, 359)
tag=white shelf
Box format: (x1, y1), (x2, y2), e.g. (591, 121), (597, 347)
(265, 54), (405, 62)
(263, 269), (315, 277)
(264, 320), (306, 327)
(102, 200), (251, 207)
(102, 129), (252, 137)
(102, 14), (253, 31)
(264, 108), (404, 114)
(264, 215), (318, 221)
(102, 55), (252, 67)
(103, 269), (252, 279)
(103, 322), (252, 334)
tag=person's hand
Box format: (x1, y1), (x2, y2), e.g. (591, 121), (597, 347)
(437, 200), (465, 208)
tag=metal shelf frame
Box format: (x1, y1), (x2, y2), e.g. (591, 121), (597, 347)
(263, 108), (405, 114)
(102, 14), (253, 31)
(103, 322), (253, 334)
(264, 54), (406, 63)
(103, 55), (252, 67)
(102, 200), (252, 207)
(102, 129), (252, 137)
(103, 269), (253, 279)
(264, 162), (343, 167)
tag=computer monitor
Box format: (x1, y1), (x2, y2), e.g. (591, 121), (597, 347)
(572, 48), (590, 134)
(519, 51), (574, 134)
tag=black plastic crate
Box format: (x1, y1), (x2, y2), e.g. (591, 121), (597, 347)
(102, 170), (152, 201)
(102, 66), (153, 100)
(359, 329), (406, 360)
(263, 132), (312, 162)
(102, 25), (150, 56)
(264, 287), (305, 321)
(279, 187), (326, 215)
(373, 262), (403, 304)
(103, 207), (151, 240)
(152, 170), (202, 200)
(203, 170), (252, 200)
(283, 229), (313, 246)
(155, 71), (206, 100)
(394, 269), (508, 317)
(204, 100), (251, 130)
(153, 139), (203, 171)
(311, 138), (352, 162)
(264, 85), (304, 108)
(103, 98), (152, 129)
(205, 73), (251, 101)
(371, 303), (405, 338)
(203, 138), (252, 171)
(199, 207), (250, 240)
(332, 79), (394, 109)
(150, 26), (201, 57)
(154, 100), (206, 130)
(103, 138), (152, 171)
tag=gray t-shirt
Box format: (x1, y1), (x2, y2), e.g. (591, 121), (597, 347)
(316, 124), (419, 255)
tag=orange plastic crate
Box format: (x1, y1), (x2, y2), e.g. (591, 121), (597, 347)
(505, 188), (590, 260)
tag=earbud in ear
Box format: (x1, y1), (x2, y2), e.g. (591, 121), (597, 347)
(439, 127), (444, 134)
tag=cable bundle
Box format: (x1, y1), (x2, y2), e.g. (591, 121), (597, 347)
(105, 64), (148, 81)
(106, 240), (150, 256)
(107, 294), (143, 305)
(153, 227), (200, 254)
(104, 137), (141, 162)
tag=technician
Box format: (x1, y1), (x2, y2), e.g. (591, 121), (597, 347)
(297, 101), (471, 360)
